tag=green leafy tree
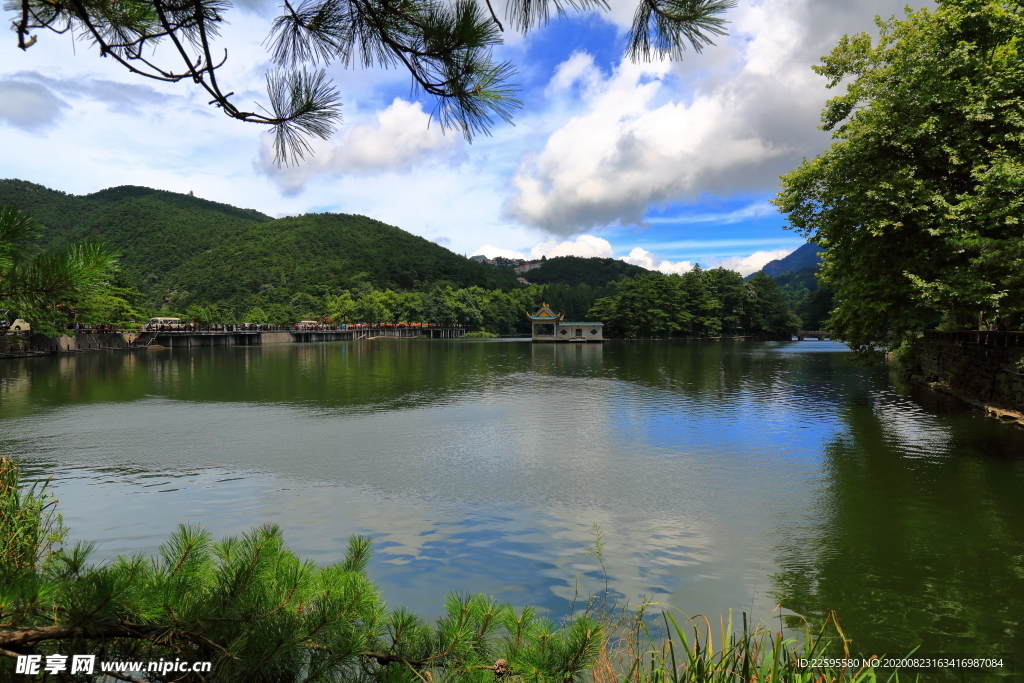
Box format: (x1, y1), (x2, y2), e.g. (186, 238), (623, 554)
(244, 306), (271, 324)
(679, 266), (720, 336)
(701, 267), (746, 334)
(326, 291), (357, 324)
(590, 272), (692, 338)
(9, 0), (735, 164)
(423, 285), (459, 327)
(587, 268), (799, 338)
(289, 291), (325, 321)
(453, 287), (485, 327)
(773, 0), (1024, 357)
(72, 270), (148, 328)
(742, 272), (801, 337)
(0, 206), (117, 335)
(185, 302), (224, 325)
(0, 459), (602, 683)
(354, 290), (393, 324)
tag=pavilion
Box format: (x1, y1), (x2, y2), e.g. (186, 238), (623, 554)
(527, 304), (604, 342)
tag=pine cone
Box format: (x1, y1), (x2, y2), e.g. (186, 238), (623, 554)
(493, 659), (511, 679)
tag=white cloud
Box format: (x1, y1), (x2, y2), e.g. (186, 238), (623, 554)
(0, 0), (923, 262)
(258, 98), (464, 194)
(473, 244), (528, 259)
(503, 54), (790, 233)
(622, 248), (693, 274)
(503, 0), (928, 236)
(529, 235), (613, 259)
(0, 78), (67, 130)
(708, 248), (792, 276)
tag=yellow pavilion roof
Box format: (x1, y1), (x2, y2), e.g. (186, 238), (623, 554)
(526, 303), (563, 322)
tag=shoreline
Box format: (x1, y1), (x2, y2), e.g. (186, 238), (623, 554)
(904, 372), (1024, 427)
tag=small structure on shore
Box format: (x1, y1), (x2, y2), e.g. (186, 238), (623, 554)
(527, 304), (603, 342)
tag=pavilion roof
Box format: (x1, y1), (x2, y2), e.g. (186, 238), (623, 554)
(526, 303), (563, 322)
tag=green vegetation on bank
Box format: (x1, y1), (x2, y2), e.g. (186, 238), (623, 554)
(774, 0), (1024, 357)
(773, 267), (834, 332)
(588, 268), (800, 339)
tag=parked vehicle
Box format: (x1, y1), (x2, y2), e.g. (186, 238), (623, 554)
(147, 317), (186, 330)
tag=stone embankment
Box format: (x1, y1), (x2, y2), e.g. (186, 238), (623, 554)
(908, 331), (1024, 424)
(1, 331), (137, 357)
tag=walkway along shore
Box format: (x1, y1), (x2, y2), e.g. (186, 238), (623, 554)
(903, 329), (1024, 427)
(0, 326), (466, 359)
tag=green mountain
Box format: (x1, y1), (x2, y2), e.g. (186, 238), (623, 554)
(0, 179), (517, 311)
(523, 256), (648, 288)
(758, 243), (824, 277)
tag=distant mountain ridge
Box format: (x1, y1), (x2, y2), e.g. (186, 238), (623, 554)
(523, 256), (648, 288)
(0, 179), (516, 310)
(758, 243), (824, 278)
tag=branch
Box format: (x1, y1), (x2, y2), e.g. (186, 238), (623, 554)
(0, 623), (162, 650)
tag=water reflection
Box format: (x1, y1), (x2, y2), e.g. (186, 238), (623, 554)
(1, 339), (1022, 673)
(771, 377), (1024, 676)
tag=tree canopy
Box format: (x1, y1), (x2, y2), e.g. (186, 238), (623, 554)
(0, 206), (117, 334)
(8, 0), (735, 164)
(587, 266), (799, 339)
(773, 0), (1024, 357)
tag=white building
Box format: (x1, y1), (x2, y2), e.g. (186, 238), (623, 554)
(527, 304), (603, 342)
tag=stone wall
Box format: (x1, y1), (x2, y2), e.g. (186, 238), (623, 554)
(910, 334), (1024, 415)
(1, 332), (135, 356)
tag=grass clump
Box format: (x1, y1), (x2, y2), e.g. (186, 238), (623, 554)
(588, 607), (915, 683)
(577, 525), (916, 683)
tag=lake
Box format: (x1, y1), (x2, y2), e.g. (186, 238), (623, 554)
(1, 339), (1022, 676)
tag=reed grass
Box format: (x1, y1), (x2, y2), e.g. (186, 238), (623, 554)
(585, 605), (916, 683)
(576, 525), (913, 683)
(0, 457), (66, 574)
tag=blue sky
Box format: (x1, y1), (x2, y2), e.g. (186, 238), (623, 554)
(0, 0), (925, 274)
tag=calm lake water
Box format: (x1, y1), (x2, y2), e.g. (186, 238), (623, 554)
(1, 340), (1022, 677)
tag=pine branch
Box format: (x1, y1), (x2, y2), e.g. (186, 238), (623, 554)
(627, 0), (736, 62)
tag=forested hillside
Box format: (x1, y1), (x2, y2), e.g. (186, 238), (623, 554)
(589, 267), (800, 339)
(0, 180), (518, 315)
(773, 267), (834, 331)
(525, 256), (647, 287)
(1, 180), (811, 334)
(758, 243), (823, 277)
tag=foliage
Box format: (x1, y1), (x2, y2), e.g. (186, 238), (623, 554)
(72, 269), (148, 327)
(544, 283), (616, 323)
(770, 267), (834, 332)
(773, 0), (1024, 358)
(588, 267), (799, 339)
(525, 257), (648, 289)
(0, 459), (66, 580)
(593, 608), (913, 683)
(0, 205), (118, 335)
(0, 458), (602, 682)
(0, 180), (521, 318)
(0, 183), (807, 334)
(8, 0), (734, 164)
